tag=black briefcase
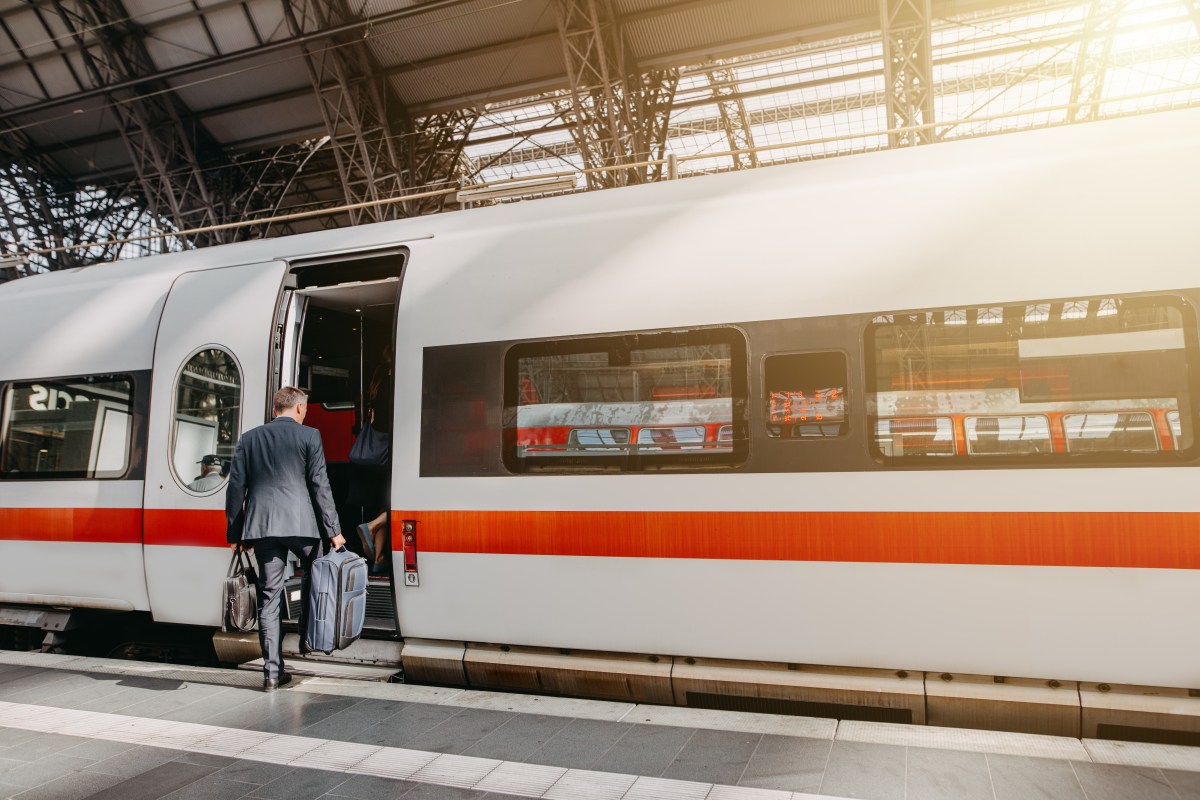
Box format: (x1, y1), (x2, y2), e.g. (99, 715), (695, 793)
(222, 546), (259, 633)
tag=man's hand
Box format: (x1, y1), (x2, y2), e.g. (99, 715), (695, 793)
(330, 534), (346, 549)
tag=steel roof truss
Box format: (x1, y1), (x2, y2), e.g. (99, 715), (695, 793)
(880, 0), (934, 146)
(554, 0), (679, 188)
(48, 0), (226, 244)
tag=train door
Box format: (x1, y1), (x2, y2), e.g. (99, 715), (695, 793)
(275, 253), (404, 638)
(143, 261), (287, 625)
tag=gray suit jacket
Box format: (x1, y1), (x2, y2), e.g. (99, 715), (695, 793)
(225, 416), (339, 543)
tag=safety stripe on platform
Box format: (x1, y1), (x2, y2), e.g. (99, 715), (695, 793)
(6, 651), (1200, 774)
(0, 700), (849, 800)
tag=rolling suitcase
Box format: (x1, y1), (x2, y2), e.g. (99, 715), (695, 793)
(304, 542), (368, 654)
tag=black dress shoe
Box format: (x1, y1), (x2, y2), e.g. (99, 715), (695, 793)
(263, 672), (293, 691)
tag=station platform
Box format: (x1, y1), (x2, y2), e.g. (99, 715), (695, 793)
(2, 650), (1200, 800)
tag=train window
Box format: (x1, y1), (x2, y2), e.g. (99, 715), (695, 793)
(567, 428), (630, 451)
(636, 425), (706, 451)
(0, 374), (134, 478)
(504, 327), (748, 472)
(875, 417), (955, 457)
(869, 295), (1195, 462)
(965, 415), (1052, 456)
(764, 352), (847, 438)
(171, 348), (242, 493)
(1063, 412), (1159, 454)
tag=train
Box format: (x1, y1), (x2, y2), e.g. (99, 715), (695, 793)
(1, 106), (1198, 733)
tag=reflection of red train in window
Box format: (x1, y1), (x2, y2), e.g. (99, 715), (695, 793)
(516, 398), (734, 456)
(509, 330), (743, 466)
(869, 296), (1192, 460)
(875, 404), (1182, 458)
(769, 387), (844, 424)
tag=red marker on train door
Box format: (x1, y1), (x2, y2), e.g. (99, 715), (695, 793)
(402, 520), (419, 586)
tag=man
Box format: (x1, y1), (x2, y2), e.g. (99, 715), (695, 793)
(187, 455), (224, 492)
(226, 387), (346, 691)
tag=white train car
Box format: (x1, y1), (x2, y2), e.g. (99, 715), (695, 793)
(1, 108), (1198, 731)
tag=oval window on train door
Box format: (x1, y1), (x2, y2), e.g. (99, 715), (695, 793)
(170, 347), (242, 494)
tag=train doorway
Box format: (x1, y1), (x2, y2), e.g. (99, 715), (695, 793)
(275, 254), (403, 639)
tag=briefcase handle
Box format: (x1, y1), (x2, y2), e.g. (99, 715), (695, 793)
(227, 545), (258, 584)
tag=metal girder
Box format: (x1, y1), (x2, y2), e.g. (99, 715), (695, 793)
(553, 0), (679, 188)
(706, 62), (758, 170)
(479, 52), (1113, 170)
(481, 20), (1200, 174)
(0, 130), (64, 266)
(0, 132), (171, 274)
(0, 0), (479, 126)
(1070, 0), (1127, 122)
(0, 129), (99, 274)
(221, 140), (343, 237)
(282, 0), (408, 223)
(282, 0), (478, 221)
(880, 0), (934, 146)
(49, 0), (226, 245)
(402, 109), (480, 216)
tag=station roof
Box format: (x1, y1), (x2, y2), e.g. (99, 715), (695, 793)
(0, 0), (997, 186)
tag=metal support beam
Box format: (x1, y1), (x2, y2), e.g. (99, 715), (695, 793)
(0, 132), (68, 275)
(49, 0), (227, 244)
(0, 132), (175, 273)
(282, 0), (477, 221)
(880, 0), (934, 146)
(222, 140), (343, 237)
(480, 52), (1117, 171)
(0, 133), (93, 273)
(554, 0), (679, 188)
(706, 62), (758, 169)
(282, 0), (407, 223)
(1070, 0), (1127, 122)
(402, 109), (480, 216)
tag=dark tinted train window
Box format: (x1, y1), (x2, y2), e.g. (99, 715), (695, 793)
(504, 327), (748, 472)
(868, 295), (1194, 462)
(0, 374), (134, 478)
(764, 352), (847, 438)
(421, 342), (507, 477)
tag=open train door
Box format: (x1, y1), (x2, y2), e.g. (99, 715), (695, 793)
(143, 261), (287, 626)
(275, 251), (406, 640)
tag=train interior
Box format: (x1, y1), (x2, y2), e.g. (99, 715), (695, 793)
(281, 271), (400, 636)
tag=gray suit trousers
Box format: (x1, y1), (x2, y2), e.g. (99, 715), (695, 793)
(253, 537), (319, 681)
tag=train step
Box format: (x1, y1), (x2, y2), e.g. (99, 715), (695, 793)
(238, 657), (400, 682)
(215, 632), (404, 678)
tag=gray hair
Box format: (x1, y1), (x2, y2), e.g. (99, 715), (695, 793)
(273, 386), (308, 414)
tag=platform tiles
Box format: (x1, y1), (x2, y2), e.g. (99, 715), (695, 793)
(0, 652), (1199, 800)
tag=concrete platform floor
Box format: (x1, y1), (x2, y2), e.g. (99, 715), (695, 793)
(2, 650), (1200, 800)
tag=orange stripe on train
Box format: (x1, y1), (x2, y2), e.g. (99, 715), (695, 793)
(143, 508), (227, 547)
(393, 509), (1200, 570)
(0, 507), (142, 544)
(1, 507), (1196, 569)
